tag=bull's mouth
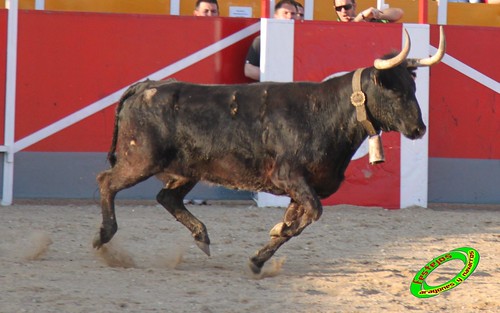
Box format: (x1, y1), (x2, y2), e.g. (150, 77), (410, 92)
(404, 125), (427, 140)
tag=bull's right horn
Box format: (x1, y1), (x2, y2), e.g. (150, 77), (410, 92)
(406, 26), (446, 67)
(373, 28), (411, 70)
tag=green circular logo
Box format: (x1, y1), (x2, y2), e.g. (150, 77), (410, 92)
(410, 247), (480, 298)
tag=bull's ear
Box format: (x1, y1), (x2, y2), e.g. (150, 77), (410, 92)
(372, 67), (399, 91)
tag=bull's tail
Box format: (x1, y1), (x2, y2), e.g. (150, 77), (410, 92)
(107, 81), (148, 167)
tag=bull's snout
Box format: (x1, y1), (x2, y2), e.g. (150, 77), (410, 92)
(410, 124), (426, 139)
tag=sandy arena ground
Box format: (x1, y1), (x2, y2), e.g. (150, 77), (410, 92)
(0, 200), (498, 313)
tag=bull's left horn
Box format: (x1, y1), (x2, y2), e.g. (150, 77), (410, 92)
(374, 28), (411, 70)
(406, 26), (446, 67)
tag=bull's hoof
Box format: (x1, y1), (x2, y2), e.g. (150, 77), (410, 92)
(92, 232), (104, 249)
(195, 240), (211, 256)
(193, 229), (211, 256)
(92, 223), (117, 249)
(249, 257), (264, 274)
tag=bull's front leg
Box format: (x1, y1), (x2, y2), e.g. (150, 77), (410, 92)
(249, 176), (322, 274)
(92, 170), (118, 248)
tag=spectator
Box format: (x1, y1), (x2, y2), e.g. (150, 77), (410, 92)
(244, 0), (299, 81)
(187, 1), (221, 205)
(296, 2), (305, 20)
(334, 0), (403, 23)
(193, 0), (219, 17)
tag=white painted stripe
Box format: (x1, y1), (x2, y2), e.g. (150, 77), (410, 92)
(13, 22), (261, 153)
(433, 47), (500, 93)
(147, 22), (260, 81)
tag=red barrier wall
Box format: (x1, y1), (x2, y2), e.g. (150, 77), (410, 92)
(10, 10), (255, 152)
(429, 26), (499, 160)
(1, 10), (498, 205)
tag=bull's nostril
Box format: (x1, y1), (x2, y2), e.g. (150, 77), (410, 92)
(416, 126), (426, 137)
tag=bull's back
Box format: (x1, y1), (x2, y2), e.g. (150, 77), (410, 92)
(126, 81), (316, 152)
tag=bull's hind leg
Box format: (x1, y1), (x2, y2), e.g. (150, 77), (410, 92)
(93, 163), (157, 249)
(249, 175), (322, 274)
(156, 178), (211, 256)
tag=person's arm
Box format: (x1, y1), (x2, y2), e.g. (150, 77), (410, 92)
(244, 63), (260, 81)
(354, 7), (404, 23)
(380, 8), (403, 22)
(244, 36), (261, 81)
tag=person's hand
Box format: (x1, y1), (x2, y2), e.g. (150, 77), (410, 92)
(361, 7), (382, 20)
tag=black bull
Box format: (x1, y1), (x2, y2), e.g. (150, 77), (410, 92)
(94, 28), (445, 273)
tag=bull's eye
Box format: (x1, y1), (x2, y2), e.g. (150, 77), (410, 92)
(408, 68), (417, 80)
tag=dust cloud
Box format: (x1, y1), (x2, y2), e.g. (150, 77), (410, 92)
(20, 230), (53, 261)
(93, 237), (185, 269)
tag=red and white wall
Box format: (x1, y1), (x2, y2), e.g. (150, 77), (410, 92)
(0, 9), (498, 207)
(256, 21), (432, 209)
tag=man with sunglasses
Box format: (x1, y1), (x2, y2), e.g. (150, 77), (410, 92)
(334, 0), (403, 23)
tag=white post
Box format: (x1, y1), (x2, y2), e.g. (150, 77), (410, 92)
(304, 0), (314, 20)
(260, 18), (294, 82)
(35, 0), (44, 10)
(269, 0), (275, 17)
(437, 0), (448, 25)
(400, 24), (429, 208)
(2, 0), (18, 206)
(255, 18), (294, 207)
(170, 0), (180, 15)
(377, 0), (388, 9)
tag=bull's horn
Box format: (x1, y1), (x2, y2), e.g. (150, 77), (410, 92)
(373, 28), (411, 70)
(406, 26), (446, 67)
